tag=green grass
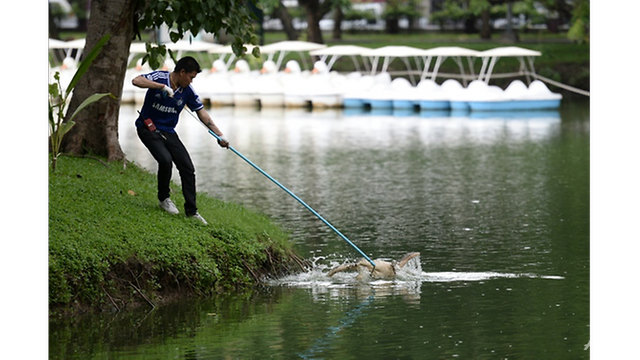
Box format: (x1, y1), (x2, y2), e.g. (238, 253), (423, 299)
(49, 156), (302, 314)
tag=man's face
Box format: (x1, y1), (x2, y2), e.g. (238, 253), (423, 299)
(177, 70), (198, 88)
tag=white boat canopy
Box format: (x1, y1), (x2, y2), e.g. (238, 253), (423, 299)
(477, 46), (541, 83)
(207, 44), (259, 68)
(164, 40), (223, 65)
(421, 46), (482, 57)
(165, 40), (222, 53)
(65, 38), (86, 49)
(48, 38), (86, 61)
(478, 46), (541, 57)
(129, 42), (149, 54)
(309, 44), (371, 56)
(126, 42), (151, 67)
(207, 44), (258, 55)
(48, 38), (69, 49)
(126, 40), (223, 69)
(359, 45), (427, 58)
(131, 41), (223, 54)
(259, 40), (327, 53)
(419, 46), (482, 85)
(309, 45), (372, 72)
(49, 39), (71, 65)
(259, 41), (327, 70)
(360, 45), (427, 84)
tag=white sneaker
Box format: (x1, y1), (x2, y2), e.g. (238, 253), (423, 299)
(159, 198), (179, 214)
(189, 212), (208, 225)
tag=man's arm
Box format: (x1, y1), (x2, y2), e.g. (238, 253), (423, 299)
(196, 108), (229, 148)
(132, 75), (162, 89)
(132, 75), (173, 97)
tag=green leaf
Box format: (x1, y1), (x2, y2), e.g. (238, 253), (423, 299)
(144, 43), (167, 70)
(57, 120), (76, 138)
(149, 55), (161, 70)
(49, 82), (60, 99)
(230, 42), (241, 57)
(133, 0), (261, 73)
(169, 31), (182, 43)
(48, 104), (56, 129)
(68, 93), (116, 122)
(167, 49), (177, 64)
(66, 34), (111, 97)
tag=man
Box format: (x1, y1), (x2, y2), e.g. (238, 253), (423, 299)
(132, 56), (228, 225)
(327, 252), (420, 280)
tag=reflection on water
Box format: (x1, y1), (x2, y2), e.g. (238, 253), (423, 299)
(50, 102), (589, 359)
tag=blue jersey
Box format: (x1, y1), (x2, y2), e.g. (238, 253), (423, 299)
(135, 70), (204, 133)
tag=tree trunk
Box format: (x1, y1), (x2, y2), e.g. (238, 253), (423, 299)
(463, 17), (475, 34)
(48, 2), (60, 39)
(272, 1), (299, 40)
(386, 18), (399, 34)
(480, 8), (491, 39)
(62, 0), (136, 162)
(501, 1), (519, 42)
(332, 7), (343, 40)
(298, 0), (324, 44)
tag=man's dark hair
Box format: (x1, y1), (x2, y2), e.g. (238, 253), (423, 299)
(174, 56), (202, 74)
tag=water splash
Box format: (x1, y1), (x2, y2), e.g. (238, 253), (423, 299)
(268, 255), (563, 289)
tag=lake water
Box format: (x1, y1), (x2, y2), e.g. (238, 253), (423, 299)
(50, 100), (590, 359)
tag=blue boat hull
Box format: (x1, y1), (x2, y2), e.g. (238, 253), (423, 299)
(449, 101), (470, 111)
(468, 99), (561, 111)
(392, 100), (416, 110)
(369, 99), (393, 109)
(343, 98), (366, 108)
(418, 100), (450, 110)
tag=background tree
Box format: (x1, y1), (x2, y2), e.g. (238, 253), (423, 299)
(61, 0), (260, 162)
(261, 0), (300, 40)
(298, 0), (325, 43)
(382, 0), (422, 34)
(430, 0), (580, 40)
(567, 0), (589, 44)
(294, 0), (334, 43)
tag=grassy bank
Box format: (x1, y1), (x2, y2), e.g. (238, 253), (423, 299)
(49, 156), (306, 315)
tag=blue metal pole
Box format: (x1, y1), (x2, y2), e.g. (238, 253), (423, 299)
(201, 124), (376, 268)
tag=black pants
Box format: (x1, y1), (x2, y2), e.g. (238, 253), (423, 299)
(137, 127), (198, 216)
